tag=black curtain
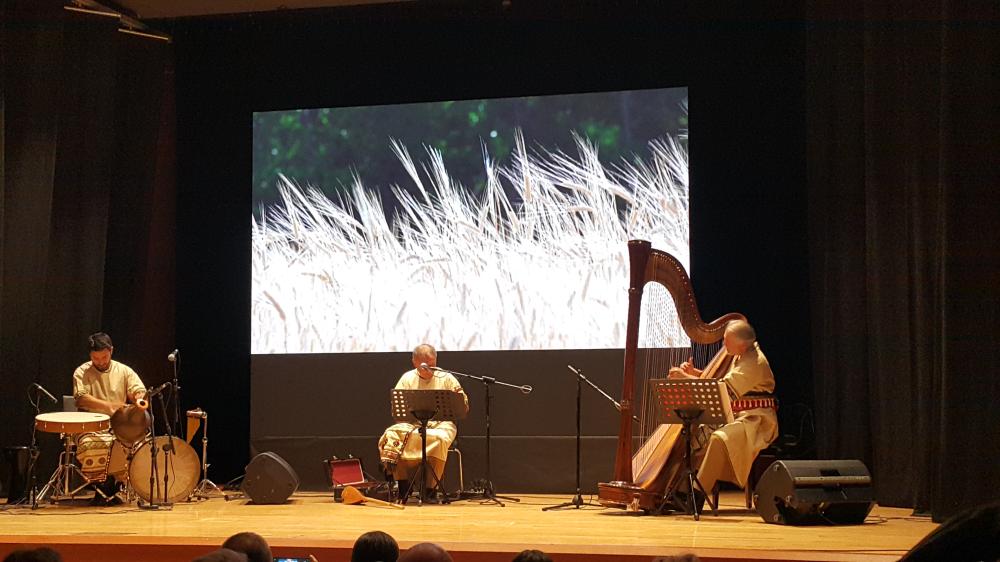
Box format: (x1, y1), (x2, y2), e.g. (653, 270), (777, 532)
(0, 0), (175, 486)
(807, 3), (1000, 521)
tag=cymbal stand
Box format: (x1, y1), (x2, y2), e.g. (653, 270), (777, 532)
(190, 410), (222, 499)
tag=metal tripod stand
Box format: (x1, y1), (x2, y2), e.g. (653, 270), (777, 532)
(187, 409), (222, 500)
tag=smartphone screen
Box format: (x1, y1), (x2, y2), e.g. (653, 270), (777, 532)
(274, 558), (313, 562)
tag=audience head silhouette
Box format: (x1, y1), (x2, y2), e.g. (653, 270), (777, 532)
(352, 530), (400, 562)
(512, 550), (552, 562)
(192, 548), (248, 562)
(3, 548), (63, 562)
(222, 531), (273, 562)
(398, 542), (452, 562)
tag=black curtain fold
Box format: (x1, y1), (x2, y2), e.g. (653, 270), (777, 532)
(808, 3), (999, 521)
(0, 0), (175, 485)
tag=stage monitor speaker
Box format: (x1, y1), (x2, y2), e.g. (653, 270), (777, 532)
(754, 459), (875, 525)
(241, 452), (299, 504)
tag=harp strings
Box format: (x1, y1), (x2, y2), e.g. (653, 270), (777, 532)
(636, 282), (686, 466)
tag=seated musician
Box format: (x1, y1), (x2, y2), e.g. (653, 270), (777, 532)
(73, 332), (146, 415)
(72, 332), (146, 504)
(378, 344), (468, 500)
(668, 319), (778, 502)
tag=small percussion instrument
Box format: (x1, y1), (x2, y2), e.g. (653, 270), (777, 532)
(35, 412), (110, 434)
(186, 408), (206, 444)
(111, 400), (151, 446)
(129, 436), (200, 504)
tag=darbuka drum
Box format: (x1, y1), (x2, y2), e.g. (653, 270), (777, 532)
(35, 412), (110, 434)
(111, 403), (151, 446)
(76, 432), (115, 482)
(129, 436), (199, 504)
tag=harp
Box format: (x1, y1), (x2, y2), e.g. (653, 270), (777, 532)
(597, 239), (745, 512)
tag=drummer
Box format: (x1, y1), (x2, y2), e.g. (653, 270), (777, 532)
(73, 332), (145, 505)
(73, 332), (145, 415)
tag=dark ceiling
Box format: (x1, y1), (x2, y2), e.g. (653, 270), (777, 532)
(112, 0), (401, 19)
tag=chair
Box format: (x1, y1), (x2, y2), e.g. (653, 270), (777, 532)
(445, 446), (464, 493)
(709, 448), (777, 511)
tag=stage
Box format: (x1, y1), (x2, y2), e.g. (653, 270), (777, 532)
(0, 491), (935, 562)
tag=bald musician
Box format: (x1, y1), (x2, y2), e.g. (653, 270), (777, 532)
(378, 344), (468, 500)
(668, 319), (778, 501)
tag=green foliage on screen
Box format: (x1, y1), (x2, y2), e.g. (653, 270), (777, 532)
(252, 89), (687, 216)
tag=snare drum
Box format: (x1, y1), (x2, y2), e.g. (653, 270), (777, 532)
(76, 431), (116, 482)
(35, 412), (110, 434)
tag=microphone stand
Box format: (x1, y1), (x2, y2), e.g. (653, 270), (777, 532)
(157, 386), (177, 507)
(437, 367), (530, 507)
(543, 365), (605, 511)
(139, 382), (173, 510)
(169, 352), (181, 439)
(4, 387), (45, 510)
(26, 388), (43, 510)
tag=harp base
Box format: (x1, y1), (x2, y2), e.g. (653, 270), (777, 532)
(597, 481), (664, 513)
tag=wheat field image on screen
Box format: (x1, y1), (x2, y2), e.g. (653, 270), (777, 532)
(252, 103), (690, 353)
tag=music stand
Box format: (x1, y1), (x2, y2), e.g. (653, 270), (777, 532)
(649, 378), (734, 521)
(390, 389), (467, 506)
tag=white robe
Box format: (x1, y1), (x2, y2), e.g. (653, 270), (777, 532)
(378, 369), (468, 463)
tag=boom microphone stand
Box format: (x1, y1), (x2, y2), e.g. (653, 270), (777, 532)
(167, 350), (181, 438)
(543, 365), (605, 511)
(139, 381), (173, 510)
(431, 366), (531, 507)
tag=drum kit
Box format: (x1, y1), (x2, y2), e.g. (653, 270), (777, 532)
(32, 402), (217, 505)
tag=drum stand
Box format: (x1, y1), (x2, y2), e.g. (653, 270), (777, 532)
(189, 411), (222, 500)
(38, 434), (92, 502)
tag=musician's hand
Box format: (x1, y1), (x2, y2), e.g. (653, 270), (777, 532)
(678, 356), (696, 375)
(668, 367), (695, 380)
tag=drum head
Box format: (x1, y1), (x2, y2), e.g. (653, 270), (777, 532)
(110, 405), (151, 446)
(129, 436), (199, 504)
(35, 412), (110, 434)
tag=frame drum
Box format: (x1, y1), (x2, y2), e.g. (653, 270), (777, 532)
(129, 436), (199, 503)
(35, 412), (110, 434)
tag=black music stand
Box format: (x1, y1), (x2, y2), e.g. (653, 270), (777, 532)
(390, 389), (467, 506)
(649, 378), (734, 521)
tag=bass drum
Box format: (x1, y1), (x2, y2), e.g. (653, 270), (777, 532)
(129, 436), (200, 503)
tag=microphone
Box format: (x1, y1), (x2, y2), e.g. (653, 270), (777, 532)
(420, 363), (446, 372)
(520, 385), (533, 394)
(147, 381), (172, 397)
(31, 383), (58, 404)
(167, 349), (179, 362)
(567, 364), (582, 376)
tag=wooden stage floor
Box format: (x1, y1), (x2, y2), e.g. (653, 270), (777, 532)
(0, 491), (936, 562)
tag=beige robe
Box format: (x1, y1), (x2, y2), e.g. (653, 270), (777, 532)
(378, 369), (468, 466)
(73, 360), (145, 408)
(696, 341), (778, 492)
